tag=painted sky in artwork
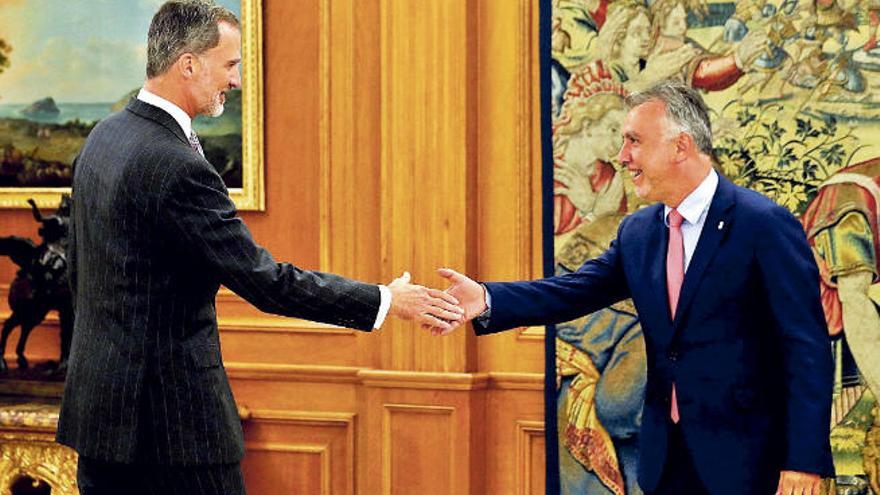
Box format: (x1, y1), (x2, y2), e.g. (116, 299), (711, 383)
(0, 0), (240, 104)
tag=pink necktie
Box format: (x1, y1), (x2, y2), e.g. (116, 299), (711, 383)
(667, 209), (684, 423)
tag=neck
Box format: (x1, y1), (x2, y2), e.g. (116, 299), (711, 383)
(665, 155), (713, 208)
(143, 77), (196, 118)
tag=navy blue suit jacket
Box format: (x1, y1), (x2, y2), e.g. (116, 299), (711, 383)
(478, 175), (834, 494)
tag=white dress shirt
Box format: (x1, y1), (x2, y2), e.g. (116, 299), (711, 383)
(136, 88), (392, 328)
(663, 169), (719, 272)
(137, 88), (195, 138)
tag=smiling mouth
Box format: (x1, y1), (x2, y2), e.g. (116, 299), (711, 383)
(629, 168), (643, 180)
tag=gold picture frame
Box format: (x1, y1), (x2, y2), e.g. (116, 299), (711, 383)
(0, 0), (264, 211)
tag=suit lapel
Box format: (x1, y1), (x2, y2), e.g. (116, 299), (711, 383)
(650, 206), (673, 327)
(125, 98), (190, 147)
(629, 205), (676, 344)
(671, 175), (736, 332)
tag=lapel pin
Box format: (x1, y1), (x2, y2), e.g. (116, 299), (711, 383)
(717, 221), (724, 230)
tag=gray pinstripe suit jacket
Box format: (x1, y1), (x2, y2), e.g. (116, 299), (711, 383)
(56, 99), (381, 465)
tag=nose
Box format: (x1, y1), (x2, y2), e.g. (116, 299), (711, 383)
(617, 142), (629, 166)
(230, 67), (242, 90)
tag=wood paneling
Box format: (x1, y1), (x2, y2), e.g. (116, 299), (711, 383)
(517, 420), (547, 495)
(360, 371), (487, 495)
(378, 0), (478, 373)
(475, 0), (545, 375)
(243, 410), (355, 495)
(0, 1), (547, 494)
(383, 404), (456, 494)
(485, 382), (546, 495)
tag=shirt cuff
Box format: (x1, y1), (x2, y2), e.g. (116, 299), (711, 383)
(474, 284), (491, 323)
(374, 284), (392, 329)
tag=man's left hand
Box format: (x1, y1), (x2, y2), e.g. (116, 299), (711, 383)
(776, 470), (822, 495)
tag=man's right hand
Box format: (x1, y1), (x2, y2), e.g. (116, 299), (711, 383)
(387, 271), (464, 331)
(422, 268), (488, 336)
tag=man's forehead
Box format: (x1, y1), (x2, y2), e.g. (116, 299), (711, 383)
(621, 111), (642, 135)
(622, 102), (665, 132)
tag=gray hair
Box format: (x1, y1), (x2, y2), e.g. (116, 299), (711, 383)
(625, 80), (714, 157)
(146, 0), (239, 78)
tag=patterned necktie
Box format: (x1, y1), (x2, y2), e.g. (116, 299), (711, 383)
(667, 208), (685, 423)
(188, 130), (204, 157)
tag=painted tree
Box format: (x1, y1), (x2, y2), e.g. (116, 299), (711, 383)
(0, 39), (9, 101)
(0, 38), (9, 101)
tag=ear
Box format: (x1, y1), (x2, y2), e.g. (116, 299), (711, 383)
(176, 53), (198, 79)
(675, 132), (693, 159)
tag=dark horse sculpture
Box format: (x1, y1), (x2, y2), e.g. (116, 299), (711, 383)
(0, 196), (73, 374)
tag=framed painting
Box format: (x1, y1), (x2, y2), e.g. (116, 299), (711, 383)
(0, 0), (264, 210)
(544, 0), (880, 493)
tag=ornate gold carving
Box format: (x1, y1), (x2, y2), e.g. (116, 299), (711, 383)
(0, 401), (59, 430)
(0, 432), (77, 495)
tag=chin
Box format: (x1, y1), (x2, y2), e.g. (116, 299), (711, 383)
(633, 186), (650, 200)
(200, 102), (224, 118)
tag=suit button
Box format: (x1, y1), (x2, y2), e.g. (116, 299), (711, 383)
(668, 350), (679, 362)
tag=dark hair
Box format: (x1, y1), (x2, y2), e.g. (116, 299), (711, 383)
(146, 0), (239, 78)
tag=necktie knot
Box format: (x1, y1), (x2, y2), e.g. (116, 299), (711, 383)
(668, 208), (684, 229)
(188, 131), (204, 157)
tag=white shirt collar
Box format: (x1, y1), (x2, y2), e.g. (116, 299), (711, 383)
(664, 168), (718, 225)
(136, 87), (194, 138)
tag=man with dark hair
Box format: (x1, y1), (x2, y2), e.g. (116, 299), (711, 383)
(57, 1), (462, 493)
(435, 80), (835, 495)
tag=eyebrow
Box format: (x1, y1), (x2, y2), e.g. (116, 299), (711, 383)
(623, 131), (639, 140)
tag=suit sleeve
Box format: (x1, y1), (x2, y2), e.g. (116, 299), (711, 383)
(158, 157), (381, 331)
(475, 221), (630, 335)
(755, 204), (834, 476)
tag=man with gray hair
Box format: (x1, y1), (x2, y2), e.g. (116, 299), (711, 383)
(57, 1), (462, 493)
(435, 80), (834, 494)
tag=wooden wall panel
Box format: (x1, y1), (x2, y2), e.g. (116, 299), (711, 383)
(377, 0), (478, 373)
(359, 372), (487, 495)
(318, 0), (384, 370)
(383, 404), (456, 494)
(484, 376), (545, 494)
(243, 411), (355, 495)
(517, 420), (547, 495)
(245, 446), (327, 494)
(474, 0), (545, 375)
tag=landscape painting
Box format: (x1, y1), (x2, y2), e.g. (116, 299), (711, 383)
(0, 0), (263, 210)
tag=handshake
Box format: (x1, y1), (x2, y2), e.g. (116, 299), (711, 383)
(386, 268), (487, 335)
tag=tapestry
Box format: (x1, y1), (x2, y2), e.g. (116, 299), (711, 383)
(545, 1), (880, 493)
